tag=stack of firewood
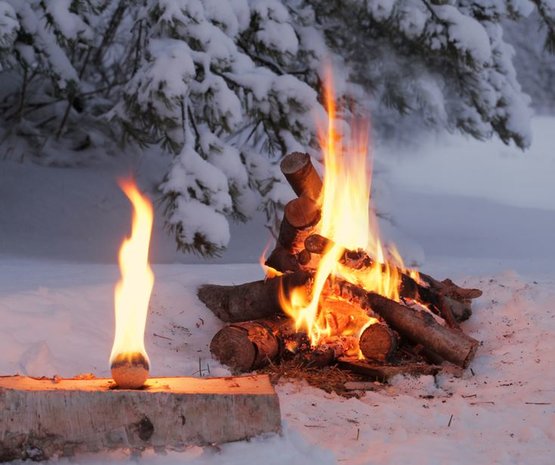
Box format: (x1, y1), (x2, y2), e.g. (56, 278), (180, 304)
(198, 153), (482, 380)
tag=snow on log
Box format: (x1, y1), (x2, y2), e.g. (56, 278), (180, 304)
(0, 375), (281, 462)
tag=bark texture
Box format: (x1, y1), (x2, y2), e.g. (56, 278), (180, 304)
(0, 375), (281, 462)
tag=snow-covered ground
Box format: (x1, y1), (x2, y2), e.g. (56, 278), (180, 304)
(1, 118), (554, 464)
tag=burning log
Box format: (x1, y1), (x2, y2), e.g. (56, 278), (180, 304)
(0, 375), (280, 461)
(305, 233), (481, 324)
(265, 152), (323, 273)
(327, 279), (478, 368)
(279, 151), (322, 201)
(265, 197), (321, 272)
(209, 296), (398, 373)
(197, 271), (311, 323)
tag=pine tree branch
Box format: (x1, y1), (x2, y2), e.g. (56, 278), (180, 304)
(93, 0), (129, 65)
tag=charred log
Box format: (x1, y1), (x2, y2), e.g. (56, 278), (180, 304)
(338, 358), (462, 380)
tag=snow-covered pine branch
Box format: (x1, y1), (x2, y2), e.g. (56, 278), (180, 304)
(0, 0), (554, 255)
(112, 0), (328, 255)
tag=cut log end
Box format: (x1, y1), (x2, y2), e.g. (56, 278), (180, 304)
(283, 196), (320, 229)
(210, 326), (259, 372)
(210, 320), (290, 372)
(280, 152), (322, 201)
(359, 323), (398, 362)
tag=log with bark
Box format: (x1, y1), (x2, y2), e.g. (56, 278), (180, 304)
(265, 152), (323, 273)
(210, 317), (295, 372)
(326, 279), (479, 368)
(200, 270), (478, 370)
(0, 375), (280, 462)
(209, 296), (399, 373)
(197, 270), (310, 323)
(358, 323), (398, 362)
(337, 359), (463, 381)
(279, 151), (322, 201)
(265, 197), (321, 272)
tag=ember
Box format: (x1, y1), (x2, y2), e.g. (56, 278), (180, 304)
(201, 72), (483, 380)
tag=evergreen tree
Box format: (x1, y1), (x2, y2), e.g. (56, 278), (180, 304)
(0, 0), (553, 255)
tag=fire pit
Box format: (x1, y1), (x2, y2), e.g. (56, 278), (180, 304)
(0, 180), (281, 462)
(201, 79), (482, 382)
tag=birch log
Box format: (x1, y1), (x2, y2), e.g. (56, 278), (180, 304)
(0, 375), (281, 462)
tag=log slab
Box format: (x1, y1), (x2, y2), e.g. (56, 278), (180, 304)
(0, 375), (281, 461)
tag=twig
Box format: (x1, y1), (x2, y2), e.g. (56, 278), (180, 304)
(448, 414), (453, 427)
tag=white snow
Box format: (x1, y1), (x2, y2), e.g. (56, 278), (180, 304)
(0, 117), (554, 463)
(433, 5), (492, 65)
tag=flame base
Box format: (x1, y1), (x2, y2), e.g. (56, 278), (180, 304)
(110, 352), (150, 389)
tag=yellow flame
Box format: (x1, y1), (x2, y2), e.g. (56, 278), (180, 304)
(259, 239), (283, 279)
(109, 179), (154, 366)
(279, 68), (420, 349)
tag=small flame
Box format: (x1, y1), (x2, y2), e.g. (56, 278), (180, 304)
(280, 68), (419, 351)
(109, 179), (154, 369)
(259, 239), (283, 279)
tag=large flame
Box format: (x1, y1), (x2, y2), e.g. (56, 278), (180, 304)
(109, 179), (154, 367)
(280, 70), (416, 348)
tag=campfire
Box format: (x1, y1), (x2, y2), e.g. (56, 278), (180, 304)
(201, 78), (482, 381)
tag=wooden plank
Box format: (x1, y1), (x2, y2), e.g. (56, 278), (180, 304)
(0, 375), (281, 461)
